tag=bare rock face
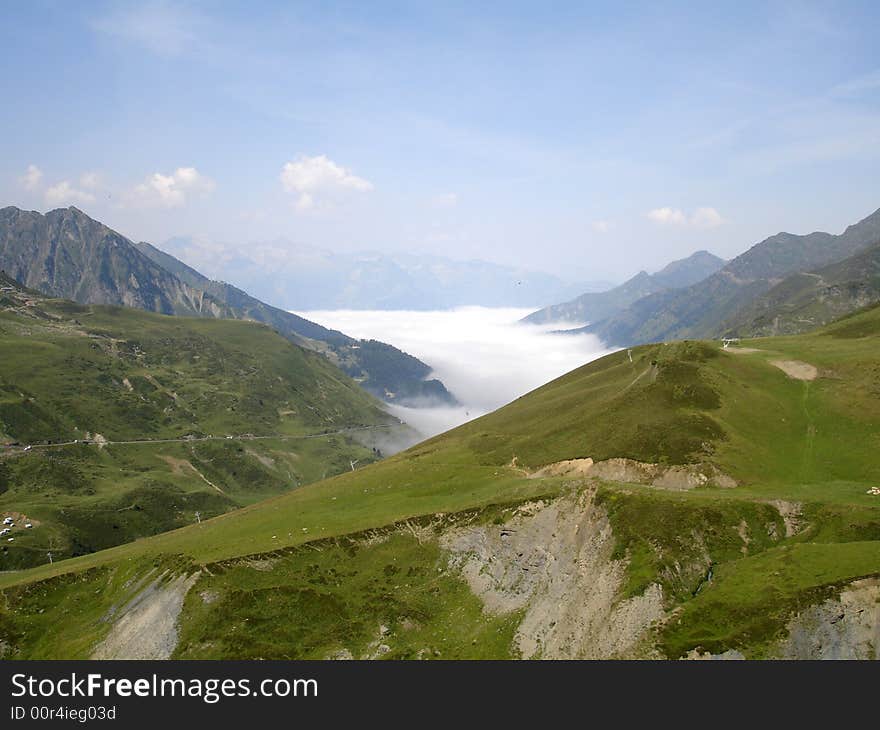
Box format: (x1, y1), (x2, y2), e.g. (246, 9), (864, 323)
(774, 578), (880, 660)
(530, 457), (736, 490)
(92, 571), (201, 660)
(441, 489), (665, 659)
(766, 500), (806, 537)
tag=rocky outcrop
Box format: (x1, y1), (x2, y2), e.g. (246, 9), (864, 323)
(441, 489), (665, 659)
(774, 578), (880, 659)
(92, 571), (200, 660)
(529, 457), (736, 490)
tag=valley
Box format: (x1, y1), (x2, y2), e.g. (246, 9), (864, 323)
(0, 206), (455, 407)
(0, 275), (410, 569)
(5, 0), (880, 682)
(2, 301), (879, 659)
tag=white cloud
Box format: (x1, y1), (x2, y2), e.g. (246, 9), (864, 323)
(79, 172), (100, 190)
(45, 181), (96, 206)
(20, 164), (43, 191)
(129, 167), (214, 208)
(648, 207), (688, 225)
(280, 155), (373, 211)
(648, 206), (724, 229)
(21, 165), (101, 207)
(295, 307), (611, 438)
(591, 220), (613, 233)
(690, 207), (725, 229)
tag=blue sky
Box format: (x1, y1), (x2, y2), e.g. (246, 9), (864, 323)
(2, 1), (880, 281)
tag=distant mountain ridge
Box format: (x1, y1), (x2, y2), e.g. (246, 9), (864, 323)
(721, 239), (880, 337)
(522, 250), (725, 325)
(576, 206), (880, 346)
(0, 206), (454, 406)
(159, 235), (607, 310)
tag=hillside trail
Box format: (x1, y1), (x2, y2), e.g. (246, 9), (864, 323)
(622, 364), (655, 394)
(765, 359), (819, 481)
(800, 381), (816, 483)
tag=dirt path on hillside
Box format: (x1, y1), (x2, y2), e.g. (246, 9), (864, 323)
(723, 346), (762, 354)
(771, 360), (818, 380)
(159, 455), (225, 494)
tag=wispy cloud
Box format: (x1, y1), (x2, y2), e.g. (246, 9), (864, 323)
(648, 207), (724, 229)
(20, 164), (43, 191)
(79, 172), (101, 190)
(689, 207), (725, 228)
(91, 1), (202, 57)
(591, 219), (613, 233)
(280, 155), (373, 211)
(647, 207), (687, 225)
(128, 167), (214, 208)
(45, 180), (96, 206)
(19, 164), (100, 207)
(830, 68), (880, 98)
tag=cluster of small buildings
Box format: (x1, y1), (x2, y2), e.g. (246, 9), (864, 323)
(1, 515), (34, 542)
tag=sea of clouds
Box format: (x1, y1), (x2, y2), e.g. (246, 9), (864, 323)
(295, 307), (613, 440)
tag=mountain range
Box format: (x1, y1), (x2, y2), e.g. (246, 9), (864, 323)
(159, 235), (608, 311)
(721, 241), (880, 337)
(541, 206), (880, 346)
(0, 206), (454, 407)
(522, 250), (725, 325)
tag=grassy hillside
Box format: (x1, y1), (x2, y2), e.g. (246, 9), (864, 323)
(0, 277), (402, 569)
(1, 304), (879, 659)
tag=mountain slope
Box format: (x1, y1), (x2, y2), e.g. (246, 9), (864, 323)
(2, 304), (879, 659)
(0, 206), (454, 405)
(0, 205), (226, 317)
(522, 250), (725, 325)
(0, 274), (408, 568)
(582, 206), (880, 346)
(721, 240), (880, 337)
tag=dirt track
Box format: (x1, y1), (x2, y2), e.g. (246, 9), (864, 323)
(770, 360), (818, 381)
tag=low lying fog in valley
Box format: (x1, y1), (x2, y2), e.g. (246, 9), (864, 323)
(296, 307), (613, 439)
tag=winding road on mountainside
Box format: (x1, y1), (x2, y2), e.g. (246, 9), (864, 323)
(0, 423), (400, 455)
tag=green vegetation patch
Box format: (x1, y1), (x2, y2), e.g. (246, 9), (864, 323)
(0, 555), (196, 659)
(660, 541), (880, 658)
(597, 486), (784, 601)
(176, 532), (519, 660)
